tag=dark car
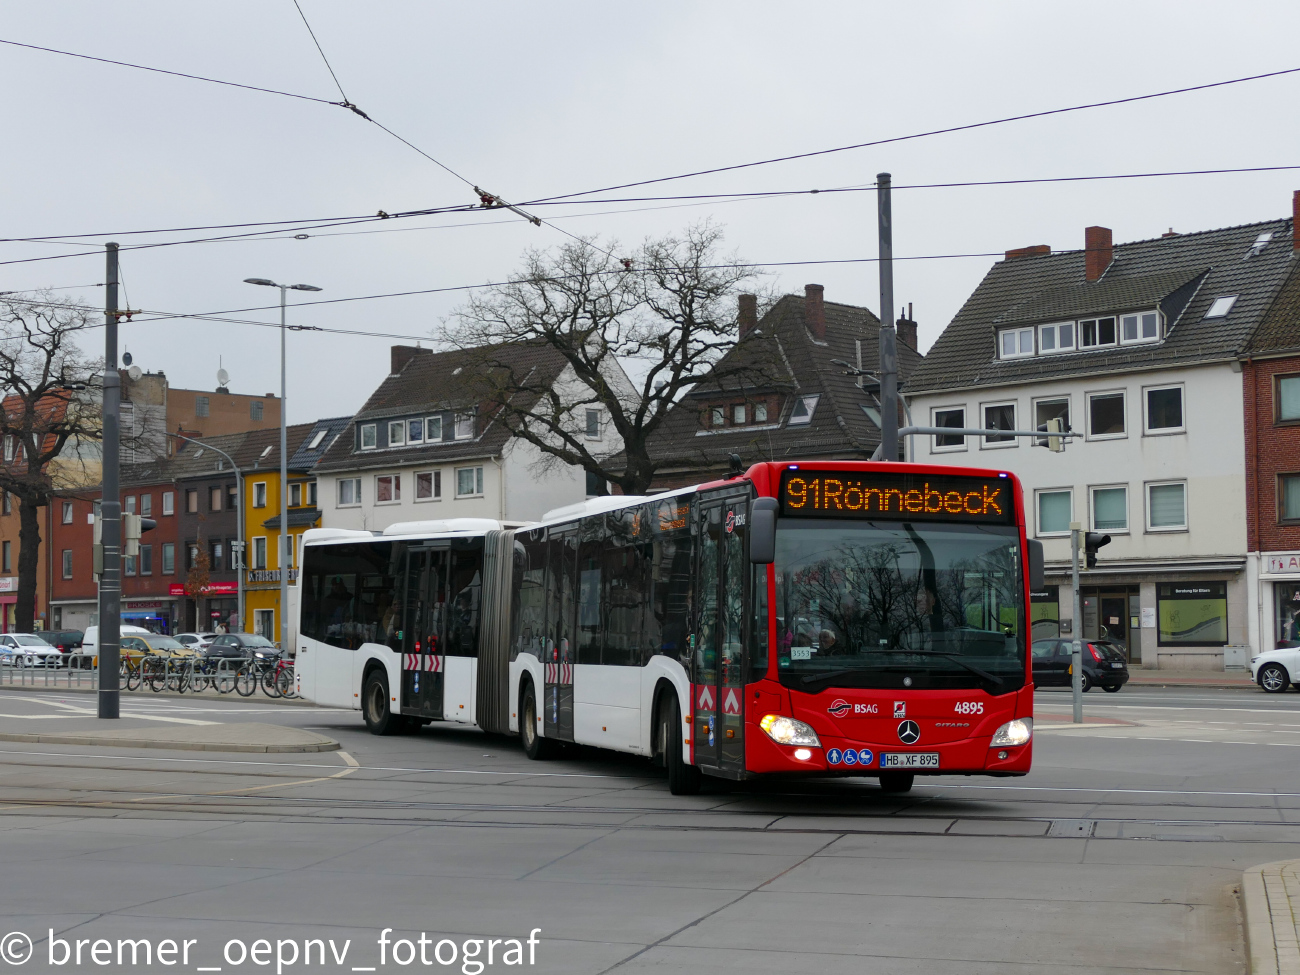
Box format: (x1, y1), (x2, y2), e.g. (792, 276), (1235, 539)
(42, 629), (84, 653)
(1032, 638), (1130, 693)
(203, 633), (279, 661)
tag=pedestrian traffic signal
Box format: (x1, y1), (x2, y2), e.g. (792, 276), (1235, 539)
(1084, 531), (1110, 569)
(123, 514), (157, 558)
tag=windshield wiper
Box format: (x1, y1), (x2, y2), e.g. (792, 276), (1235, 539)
(799, 668), (862, 686)
(885, 649), (1004, 686)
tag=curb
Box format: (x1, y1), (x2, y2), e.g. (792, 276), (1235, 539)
(0, 731), (340, 754)
(1243, 860), (1300, 975)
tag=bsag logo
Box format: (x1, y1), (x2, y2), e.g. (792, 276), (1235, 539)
(827, 699), (852, 717)
(893, 701), (906, 718)
(724, 511), (748, 534)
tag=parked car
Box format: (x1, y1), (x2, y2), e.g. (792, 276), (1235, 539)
(0, 633), (63, 668)
(42, 629), (84, 653)
(175, 632), (217, 651)
(80, 624), (156, 668)
(125, 633), (200, 660)
(1031, 638), (1130, 692)
(1250, 646), (1299, 693)
(204, 633), (278, 661)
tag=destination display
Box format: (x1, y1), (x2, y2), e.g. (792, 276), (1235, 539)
(779, 469), (1016, 524)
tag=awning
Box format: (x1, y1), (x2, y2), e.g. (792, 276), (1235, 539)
(262, 507), (322, 530)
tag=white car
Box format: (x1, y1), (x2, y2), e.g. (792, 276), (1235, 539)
(175, 632), (217, 651)
(1250, 646), (1299, 693)
(0, 633), (63, 668)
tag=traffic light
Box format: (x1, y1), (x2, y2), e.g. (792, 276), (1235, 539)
(1084, 531), (1110, 569)
(123, 514), (157, 558)
(1045, 417), (1064, 452)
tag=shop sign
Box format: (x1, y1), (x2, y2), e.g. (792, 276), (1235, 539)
(167, 581), (239, 596)
(247, 569), (298, 584)
(1266, 552), (1300, 574)
(125, 600), (164, 610)
(0, 578), (16, 593)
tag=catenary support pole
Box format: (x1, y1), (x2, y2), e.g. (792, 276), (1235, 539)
(98, 243), (121, 719)
(279, 287), (288, 653)
(1071, 521), (1083, 724)
(877, 172), (899, 462)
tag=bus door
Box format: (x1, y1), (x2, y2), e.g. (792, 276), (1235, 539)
(401, 545), (448, 720)
(543, 528), (577, 742)
(693, 494), (749, 773)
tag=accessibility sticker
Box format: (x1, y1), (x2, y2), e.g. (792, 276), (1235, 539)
(842, 749), (858, 766)
(826, 748), (843, 765)
(857, 748), (874, 765)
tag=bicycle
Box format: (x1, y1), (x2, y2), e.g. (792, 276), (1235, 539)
(261, 657), (295, 699)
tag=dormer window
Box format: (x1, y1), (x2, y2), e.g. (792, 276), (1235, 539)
(999, 327), (1034, 359)
(1039, 321), (1075, 354)
(754, 403), (768, 423)
(733, 405), (746, 424)
(408, 418), (424, 444)
(1080, 317), (1117, 349)
(388, 420), (405, 447)
(360, 423), (377, 450)
(454, 412), (475, 440)
(711, 406), (726, 427)
(788, 394), (820, 426)
(1120, 311), (1159, 343)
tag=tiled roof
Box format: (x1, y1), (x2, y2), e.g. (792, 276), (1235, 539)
(1248, 259), (1300, 355)
(907, 217), (1298, 394)
(288, 416), (350, 469)
(314, 341), (570, 475)
(644, 293), (923, 474)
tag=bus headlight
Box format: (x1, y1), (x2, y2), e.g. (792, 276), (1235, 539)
(759, 714), (821, 748)
(990, 718), (1032, 747)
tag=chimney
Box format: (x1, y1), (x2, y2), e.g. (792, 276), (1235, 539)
(1084, 226), (1113, 282)
(804, 283), (826, 340)
(390, 344), (429, 376)
(1004, 244), (1051, 261)
(895, 302), (918, 350)
(737, 293), (758, 338)
(1293, 190), (1299, 251)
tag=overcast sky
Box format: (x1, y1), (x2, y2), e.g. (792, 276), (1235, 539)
(3, 1), (1298, 423)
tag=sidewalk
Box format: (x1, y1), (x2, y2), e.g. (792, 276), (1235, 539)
(1243, 860), (1300, 975)
(1126, 668), (1256, 689)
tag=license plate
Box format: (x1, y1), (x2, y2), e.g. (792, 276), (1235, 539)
(1111, 662), (1124, 669)
(881, 753), (939, 769)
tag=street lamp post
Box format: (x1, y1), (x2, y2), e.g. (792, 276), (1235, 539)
(171, 433), (244, 635)
(243, 278), (321, 652)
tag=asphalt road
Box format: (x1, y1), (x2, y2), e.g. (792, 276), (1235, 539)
(1, 684), (1298, 974)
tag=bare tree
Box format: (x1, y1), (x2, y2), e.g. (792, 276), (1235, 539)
(452, 223), (779, 494)
(0, 293), (103, 631)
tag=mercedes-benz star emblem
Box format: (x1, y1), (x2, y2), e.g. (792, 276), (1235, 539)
(897, 720), (921, 745)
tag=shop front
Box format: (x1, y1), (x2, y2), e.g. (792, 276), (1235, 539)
(0, 577), (16, 632)
(122, 599), (177, 634)
(169, 582), (239, 634)
(1261, 552), (1300, 650)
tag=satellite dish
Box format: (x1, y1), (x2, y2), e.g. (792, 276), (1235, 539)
(217, 368), (230, 387)
(127, 364), (143, 382)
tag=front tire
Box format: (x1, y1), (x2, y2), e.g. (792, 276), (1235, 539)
(879, 772), (915, 794)
(519, 681), (559, 759)
(1260, 664), (1290, 693)
(1080, 673), (1092, 693)
(663, 694), (701, 796)
(362, 669), (402, 735)
(1102, 684), (1121, 693)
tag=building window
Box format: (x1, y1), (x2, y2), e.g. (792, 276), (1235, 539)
(124, 553), (136, 576)
(415, 471), (441, 501)
(999, 327), (1034, 359)
(788, 394), (819, 426)
(161, 542), (175, 575)
(210, 539), (223, 567)
(1277, 375), (1300, 423)
(376, 474), (401, 503)
(454, 412), (475, 440)
(586, 409), (602, 438)
(289, 482), (301, 507)
(1087, 391), (1126, 438)
(195, 396), (209, 418)
(710, 406), (725, 427)
(186, 489), (199, 514)
(426, 415), (443, 442)
(125, 495), (136, 514)
(307, 481), (316, 506)
(209, 486), (222, 511)
(1147, 481), (1187, 531)
(61, 500), (74, 524)
(408, 418), (424, 444)
(187, 543), (199, 570)
(4, 437), (14, 463)
(1034, 398), (1070, 446)
(732, 405), (746, 425)
(586, 470), (609, 497)
(251, 400), (264, 421)
(140, 544), (152, 576)
(754, 403), (768, 423)
(1121, 311), (1160, 344)
(932, 407), (965, 450)
(337, 477), (361, 506)
(140, 494), (152, 517)
(982, 402), (1015, 446)
(1080, 317), (1117, 349)
(162, 491), (174, 516)
(1, 540), (9, 572)
(1090, 485), (1128, 532)
(360, 423), (377, 450)
(388, 420), (405, 447)
(252, 482), (267, 508)
(1204, 295), (1237, 319)
(1278, 475), (1300, 522)
(252, 536), (267, 570)
(62, 549), (73, 579)
(2, 491), (10, 515)
(456, 466), (484, 497)
(1145, 385), (1184, 434)
(1036, 489), (1072, 537)
(1038, 321), (1075, 354)
(1157, 581), (1227, 646)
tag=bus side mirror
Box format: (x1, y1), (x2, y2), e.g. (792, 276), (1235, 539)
(749, 498), (778, 564)
(1027, 539), (1045, 590)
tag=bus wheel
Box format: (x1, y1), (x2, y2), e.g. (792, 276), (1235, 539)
(520, 682), (558, 760)
(664, 696), (702, 796)
(878, 772), (914, 794)
(362, 670), (402, 736)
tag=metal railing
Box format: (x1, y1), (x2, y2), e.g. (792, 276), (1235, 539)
(0, 653), (296, 698)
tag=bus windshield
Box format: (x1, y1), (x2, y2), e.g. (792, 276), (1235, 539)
(774, 520), (1025, 693)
